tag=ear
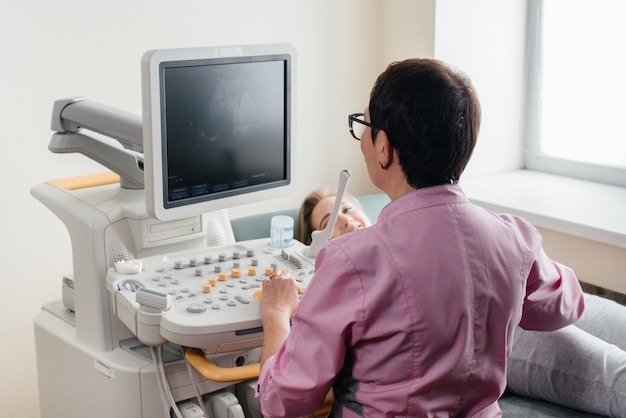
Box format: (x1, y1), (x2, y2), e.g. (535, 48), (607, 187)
(376, 130), (394, 168)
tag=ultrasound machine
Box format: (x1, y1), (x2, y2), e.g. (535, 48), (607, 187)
(32, 43), (349, 418)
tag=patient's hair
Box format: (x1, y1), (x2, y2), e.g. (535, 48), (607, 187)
(296, 187), (334, 245)
(296, 187), (362, 245)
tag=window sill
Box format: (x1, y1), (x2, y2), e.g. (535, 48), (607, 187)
(460, 170), (626, 249)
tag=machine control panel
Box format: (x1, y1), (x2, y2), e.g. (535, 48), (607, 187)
(106, 238), (314, 353)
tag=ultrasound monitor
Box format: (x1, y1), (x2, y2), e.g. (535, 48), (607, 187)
(142, 44), (296, 221)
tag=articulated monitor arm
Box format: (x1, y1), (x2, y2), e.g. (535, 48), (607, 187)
(49, 97), (144, 189)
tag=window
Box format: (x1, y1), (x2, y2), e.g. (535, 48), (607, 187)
(525, 0), (626, 187)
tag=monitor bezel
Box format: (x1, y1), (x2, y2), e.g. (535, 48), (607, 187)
(141, 43), (296, 221)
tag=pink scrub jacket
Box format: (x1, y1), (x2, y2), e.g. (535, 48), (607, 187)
(257, 185), (584, 417)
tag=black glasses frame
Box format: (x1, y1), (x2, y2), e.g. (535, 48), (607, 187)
(348, 113), (381, 141)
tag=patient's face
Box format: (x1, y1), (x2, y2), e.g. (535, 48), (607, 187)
(310, 196), (371, 239)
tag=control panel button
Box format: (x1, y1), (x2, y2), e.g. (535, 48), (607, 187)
(235, 295), (250, 304)
(187, 303), (206, 313)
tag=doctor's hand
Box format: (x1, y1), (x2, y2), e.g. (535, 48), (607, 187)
(259, 271), (302, 367)
(260, 271), (301, 320)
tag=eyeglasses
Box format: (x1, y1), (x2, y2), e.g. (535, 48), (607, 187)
(348, 113), (382, 141)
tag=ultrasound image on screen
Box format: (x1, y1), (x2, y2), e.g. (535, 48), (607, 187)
(161, 58), (287, 206)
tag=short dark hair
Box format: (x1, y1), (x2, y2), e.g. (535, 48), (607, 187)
(368, 59), (481, 188)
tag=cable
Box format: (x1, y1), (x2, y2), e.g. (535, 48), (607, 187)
(151, 346), (171, 417)
(151, 345), (184, 418)
(182, 346), (211, 418)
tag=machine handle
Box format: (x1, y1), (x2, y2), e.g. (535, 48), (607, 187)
(46, 171), (120, 190)
(185, 348), (260, 382)
(186, 348), (334, 415)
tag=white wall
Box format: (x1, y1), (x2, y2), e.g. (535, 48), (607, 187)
(434, 0), (528, 178)
(0, 0), (434, 416)
(433, 0), (626, 294)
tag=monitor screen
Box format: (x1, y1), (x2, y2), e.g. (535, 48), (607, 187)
(142, 44), (296, 221)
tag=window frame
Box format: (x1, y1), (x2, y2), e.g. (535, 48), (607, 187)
(524, 0), (626, 188)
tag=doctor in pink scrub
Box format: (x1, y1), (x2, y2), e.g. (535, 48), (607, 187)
(257, 58), (585, 417)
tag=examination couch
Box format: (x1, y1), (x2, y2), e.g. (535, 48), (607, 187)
(230, 193), (626, 418)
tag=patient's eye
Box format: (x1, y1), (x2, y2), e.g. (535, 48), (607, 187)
(318, 202), (355, 230)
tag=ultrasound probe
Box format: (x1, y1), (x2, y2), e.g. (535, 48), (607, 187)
(306, 169), (352, 258)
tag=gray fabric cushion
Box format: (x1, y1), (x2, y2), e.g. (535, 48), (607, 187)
(499, 392), (606, 417)
(507, 322), (626, 417)
(576, 293), (626, 351)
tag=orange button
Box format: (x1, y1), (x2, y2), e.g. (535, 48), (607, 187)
(231, 268), (242, 278)
(219, 272), (228, 281)
(203, 284), (212, 293)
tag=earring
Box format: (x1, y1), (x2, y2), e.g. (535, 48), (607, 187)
(378, 161), (386, 170)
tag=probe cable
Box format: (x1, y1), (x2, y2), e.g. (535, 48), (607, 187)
(182, 345), (212, 418)
(151, 345), (184, 418)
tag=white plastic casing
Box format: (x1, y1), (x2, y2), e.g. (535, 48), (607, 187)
(141, 43), (297, 221)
